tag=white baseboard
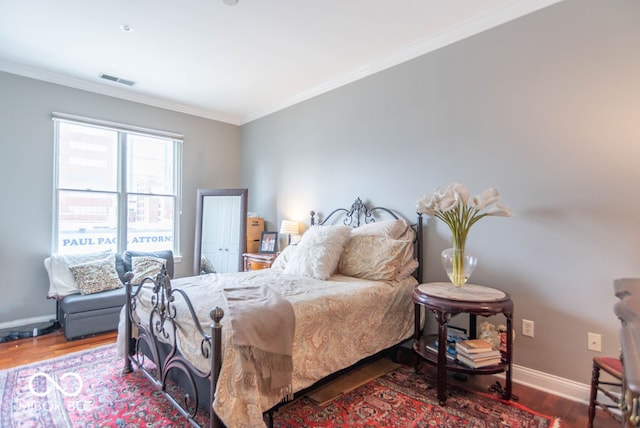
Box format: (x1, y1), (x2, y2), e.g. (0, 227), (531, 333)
(0, 314), (57, 331)
(405, 340), (593, 404)
(488, 363), (591, 405)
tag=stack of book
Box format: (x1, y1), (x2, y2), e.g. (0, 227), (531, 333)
(455, 339), (502, 368)
(425, 328), (468, 363)
(425, 340), (457, 362)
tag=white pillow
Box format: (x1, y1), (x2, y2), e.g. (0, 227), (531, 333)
(396, 224), (416, 242)
(390, 224), (418, 279)
(271, 245), (296, 271)
(350, 219), (411, 240)
(284, 225), (352, 280)
(396, 254), (419, 281)
(45, 250), (113, 298)
(338, 236), (412, 281)
(131, 256), (166, 284)
(68, 254), (123, 295)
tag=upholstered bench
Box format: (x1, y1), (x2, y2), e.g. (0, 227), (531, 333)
(47, 250), (174, 340)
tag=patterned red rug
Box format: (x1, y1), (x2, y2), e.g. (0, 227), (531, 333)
(0, 344), (207, 427)
(273, 365), (560, 427)
(0, 344), (559, 427)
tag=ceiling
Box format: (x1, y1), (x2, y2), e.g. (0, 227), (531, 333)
(0, 0), (561, 125)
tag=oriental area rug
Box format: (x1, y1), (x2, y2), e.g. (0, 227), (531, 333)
(0, 344), (559, 427)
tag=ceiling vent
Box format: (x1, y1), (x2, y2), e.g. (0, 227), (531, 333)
(100, 73), (136, 86)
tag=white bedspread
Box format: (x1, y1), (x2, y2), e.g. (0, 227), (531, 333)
(117, 269), (417, 428)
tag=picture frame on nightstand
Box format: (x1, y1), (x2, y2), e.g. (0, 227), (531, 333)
(259, 231), (278, 254)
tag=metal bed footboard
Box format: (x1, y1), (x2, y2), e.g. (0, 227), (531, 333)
(122, 269), (224, 428)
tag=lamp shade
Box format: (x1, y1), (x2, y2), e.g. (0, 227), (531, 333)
(279, 220), (299, 236)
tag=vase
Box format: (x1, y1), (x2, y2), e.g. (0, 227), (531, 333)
(441, 247), (478, 288)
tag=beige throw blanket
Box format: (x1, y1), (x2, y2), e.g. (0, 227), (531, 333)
(223, 285), (295, 400)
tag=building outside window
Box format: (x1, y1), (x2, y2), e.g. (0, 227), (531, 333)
(53, 115), (182, 255)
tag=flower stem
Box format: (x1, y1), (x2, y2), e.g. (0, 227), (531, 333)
(450, 245), (466, 287)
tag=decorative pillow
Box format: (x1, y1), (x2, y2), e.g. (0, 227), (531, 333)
(45, 250), (113, 298)
(350, 219), (410, 240)
(396, 223), (416, 242)
(284, 225), (352, 280)
(68, 254), (123, 295)
(271, 245), (296, 271)
(338, 236), (412, 281)
(389, 225), (417, 279)
(200, 256), (216, 274)
(123, 250), (174, 279)
(131, 256), (166, 284)
(396, 256), (419, 281)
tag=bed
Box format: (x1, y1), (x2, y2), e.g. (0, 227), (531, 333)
(119, 197), (424, 428)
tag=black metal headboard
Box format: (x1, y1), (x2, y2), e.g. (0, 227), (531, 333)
(309, 197), (423, 282)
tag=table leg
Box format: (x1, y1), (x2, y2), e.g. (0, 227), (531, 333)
(435, 309), (450, 405)
(503, 311), (513, 400)
(469, 313), (477, 338)
(414, 303), (422, 341)
(414, 303), (423, 375)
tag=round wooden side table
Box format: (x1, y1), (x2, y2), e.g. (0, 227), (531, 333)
(413, 282), (514, 405)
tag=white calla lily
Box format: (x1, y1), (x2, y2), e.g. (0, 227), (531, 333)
(471, 188), (499, 210)
(416, 183), (512, 285)
(450, 182), (470, 205)
(485, 203), (513, 217)
(416, 184), (511, 243)
(434, 187), (448, 200)
(438, 196), (458, 212)
(416, 195), (437, 216)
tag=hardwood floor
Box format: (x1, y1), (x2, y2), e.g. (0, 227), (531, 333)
(0, 329), (615, 427)
(0, 329), (116, 370)
(416, 360), (613, 428)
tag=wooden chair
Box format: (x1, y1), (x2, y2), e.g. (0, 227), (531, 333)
(588, 356), (623, 427)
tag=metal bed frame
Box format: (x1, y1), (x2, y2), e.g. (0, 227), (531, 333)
(122, 197), (423, 428)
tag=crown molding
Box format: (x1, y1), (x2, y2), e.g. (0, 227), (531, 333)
(240, 0), (563, 124)
(0, 60), (241, 125)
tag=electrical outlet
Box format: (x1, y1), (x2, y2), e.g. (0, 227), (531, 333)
(522, 319), (534, 337)
(588, 332), (602, 352)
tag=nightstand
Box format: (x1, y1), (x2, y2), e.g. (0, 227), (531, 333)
(413, 282), (513, 405)
(242, 252), (277, 271)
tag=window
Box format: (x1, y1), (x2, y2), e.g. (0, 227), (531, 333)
(53, 114), (182, 255)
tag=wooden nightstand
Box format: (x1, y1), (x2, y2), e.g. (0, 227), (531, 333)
(413, 282), (513, 405)
(242, 252), (277, 271)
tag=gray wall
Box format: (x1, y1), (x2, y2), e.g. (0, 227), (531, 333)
(0, 71), (240, 324)
(240, 0), (640, 385)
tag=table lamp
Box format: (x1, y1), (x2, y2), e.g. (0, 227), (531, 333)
(279, 220), (299, 246)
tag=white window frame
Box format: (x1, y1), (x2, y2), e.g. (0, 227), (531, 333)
(52, 112), (182, 256)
